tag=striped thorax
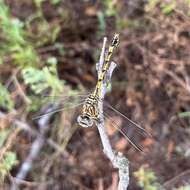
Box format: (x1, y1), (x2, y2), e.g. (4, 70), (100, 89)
(77, 94), (99, 127)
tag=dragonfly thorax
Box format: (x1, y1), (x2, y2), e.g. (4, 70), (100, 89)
(77, 94), (99, 128)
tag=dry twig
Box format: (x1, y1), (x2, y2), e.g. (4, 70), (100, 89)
(10, 104), (59, 190)
(96, 37), (129, 190)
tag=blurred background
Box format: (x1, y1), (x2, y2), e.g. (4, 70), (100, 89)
(0, 0), (190, 189)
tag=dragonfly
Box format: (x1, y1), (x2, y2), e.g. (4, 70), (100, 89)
(34, 34), (151, 152)
(77, 33), (119, 128)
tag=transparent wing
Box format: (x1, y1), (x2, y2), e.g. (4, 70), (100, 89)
(32, 93), (88, 120)
(32, 102), (84, 120)
(104, 101), (151, 137)
(104, 112), (144, 152)
(103, 101), (152, 152)
(40, 92), (90, 104)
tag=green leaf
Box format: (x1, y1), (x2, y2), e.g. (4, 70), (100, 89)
(161, 2), (176, 14)
(134, 166), (160, 190)
(34, 0), (46, 8)
(145, 0), (159, 12)
(0, 83), (14, 110)
(51, 26), (61, 42)
(0, 151), (17, 180)
(50, 0), (61, 5)
(0, 0), (39, 67)
(97, 11), (106, 34)
(106, 83), (112, 93)
(103, 0), (117, 17)
(12, 46), (39, 67)
(0, 129), (10, 148)
(9, 18), (25, 44)
(3, 152), (17, 170)
(178, 111), (190, 118)
(47, 57), (57, 65)
(0, 58), (3, 65)
(54, 43), (64, 55)
(22, 64), (63, 95)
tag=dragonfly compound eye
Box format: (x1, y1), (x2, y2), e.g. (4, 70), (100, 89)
(77, 115), (93, 128)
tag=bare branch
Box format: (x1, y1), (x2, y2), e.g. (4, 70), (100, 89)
(96, 38), (129, 190)
(10, 105), (59, 190)
(0, 111), (66, 154)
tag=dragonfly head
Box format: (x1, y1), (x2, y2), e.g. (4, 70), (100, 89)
(77, 115), (93, 128)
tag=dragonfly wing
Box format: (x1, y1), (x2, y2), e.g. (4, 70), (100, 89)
(104, 101), (151, 137)
(40, 93), (88, 105)
(32, 101), (84, 120)
(32, 95), (86, 120)
(104, 112), (144, 152)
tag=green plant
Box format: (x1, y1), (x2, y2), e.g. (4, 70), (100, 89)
(134, 166), (161, 190)
(145, 0), (159, 12)
(0, 152), (17, 180)
(26, 13), (61, 47)
(97, 0), (117, 36)
(145, 0), (176, 14)
(34, 0), (61, 7)
(0, 0), (68, 113)
(33, 0), (46, 8)
(103, 0), (117, 17)
(116, 17), (128, 30)
(160, 0), (176, 15)
(0, 129), (17, 181)
(0, 129), (10, 147)
(176, 185), (190, 190)
(50, 0), (61, 5)
(22, 57), (63, 95)
(177, 111), (190, 128)
(0, 83), (14, 111)
(146, 0), (190, 15)
(0, 0), (39, 67)
(178, 111), (190, 119)
(97, 11), (106, 36)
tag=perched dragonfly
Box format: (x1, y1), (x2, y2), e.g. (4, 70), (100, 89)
(77, 34), (119, 128)
(34, 34), (150, 151)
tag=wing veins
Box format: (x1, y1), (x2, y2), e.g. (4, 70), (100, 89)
(104, 112), (144, 152)
(104, 102), (151, 137)
(32, 102), (84, 120)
